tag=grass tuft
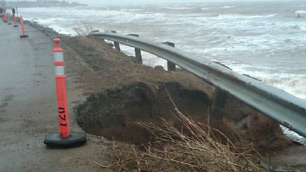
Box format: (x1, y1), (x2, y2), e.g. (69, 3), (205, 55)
(108, 95), (265, 172)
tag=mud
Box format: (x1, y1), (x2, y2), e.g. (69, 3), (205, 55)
(76, 82), (209, 144)
(75, 82), (292, 153)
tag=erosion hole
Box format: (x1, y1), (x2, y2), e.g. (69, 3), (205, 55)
(75, 82), (210, 144)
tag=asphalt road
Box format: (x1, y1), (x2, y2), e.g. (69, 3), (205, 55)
(0, 21), (109, 172)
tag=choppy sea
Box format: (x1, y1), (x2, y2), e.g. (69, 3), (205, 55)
(19, 1), (306, 144)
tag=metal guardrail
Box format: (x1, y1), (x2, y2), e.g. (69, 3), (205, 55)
(90, 31), (306, 138)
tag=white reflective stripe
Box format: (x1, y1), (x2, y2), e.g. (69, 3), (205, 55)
(55, 66), (65, 75)
(54, 52), (64, 62)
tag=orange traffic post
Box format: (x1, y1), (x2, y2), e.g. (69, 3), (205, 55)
(20, 16), (28, 38)
(44, 38), (87, 148)
(2, 11), (5, 22)
(3, 12), (7, 23)
(7, 13), (12, 25)
(13, 14), (18, 27)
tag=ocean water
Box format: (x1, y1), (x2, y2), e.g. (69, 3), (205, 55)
(19, 1), (306, 99)
(18, 1), (305, 143)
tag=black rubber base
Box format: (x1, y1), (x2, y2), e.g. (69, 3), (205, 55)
(4, 21), (7, 23)
(20, 35), (28, 38)
(14, 25), (18, 27)
(44, 132), (87, 149)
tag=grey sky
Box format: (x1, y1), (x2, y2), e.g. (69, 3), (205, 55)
(4, 0), (289, 6)
(72, 0), (208, 5)
(68, 0), (283, 5)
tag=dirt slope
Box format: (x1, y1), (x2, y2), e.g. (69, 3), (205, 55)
(60, 36), (305, 171)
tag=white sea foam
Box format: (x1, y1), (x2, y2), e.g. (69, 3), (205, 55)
(230, 64), (306, 99)
(120, 44), (167, 70)
(222, 6), (235, 9)
(50, 25), (77, 35)
(120, 8), (142, 12)
(281, 126), (306, 145)
(200, 7), (209, 11)
(229, 63), (306, 144)
(295, 10), (306, 14)
(216, 14), (276, 19)
(163, 6), (193, 10)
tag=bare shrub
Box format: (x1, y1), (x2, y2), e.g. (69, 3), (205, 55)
(73, 23), (93, 36)
(108, 104), (264, 172)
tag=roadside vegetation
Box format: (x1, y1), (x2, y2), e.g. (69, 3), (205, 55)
(108, 104), (264, 172)
(86, 94), (265, 172)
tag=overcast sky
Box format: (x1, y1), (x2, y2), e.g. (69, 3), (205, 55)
(67, 0), (282, 5)
(71, 0), (210, 5)
(4, 0), (289, 6)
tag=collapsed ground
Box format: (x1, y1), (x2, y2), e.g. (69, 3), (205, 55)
(61, 36), (305, 171)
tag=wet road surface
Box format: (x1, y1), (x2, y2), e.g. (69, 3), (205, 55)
(0, 21), (109, 172)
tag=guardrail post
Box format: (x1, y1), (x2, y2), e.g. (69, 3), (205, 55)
(211, 88), (227, 119)
(128, 34), (142, 64)
(111, 30), (121, 51)
(163, 41), (176, 71)
(135, 47), (142, 63)
(114, 42), (120, 51)
(44, 38), (87, 148)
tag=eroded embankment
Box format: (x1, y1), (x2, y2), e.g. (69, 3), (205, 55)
(75, 81), (210, 145)
(61, 36), (292, 153)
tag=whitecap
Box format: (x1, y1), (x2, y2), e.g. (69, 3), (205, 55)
(281, 126), (306, 145)
(222, 6), (235, 9)
(230, 64), (306, 99)
(201, 7), (209, 11)
(216, 14), (276, 19)
(163, 6), (193, 10)
(295, 10), (306, 14)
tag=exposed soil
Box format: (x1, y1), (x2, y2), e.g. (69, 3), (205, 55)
(60, 36), (305, 171)
(76, 81), (209, 145)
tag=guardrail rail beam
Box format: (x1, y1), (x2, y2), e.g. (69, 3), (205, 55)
(90, 31), (306, 138)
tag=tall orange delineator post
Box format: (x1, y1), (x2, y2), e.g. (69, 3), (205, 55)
(13, 14), (18, 27)
(20, 16), (28, 38)
(2, 11), (5, 22)
(3, 12), (7, 23)
(44, 38), (87, 148)
(7, 13), (12, 25)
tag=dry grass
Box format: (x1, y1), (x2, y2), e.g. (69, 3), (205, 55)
(73, 24), (93, 36)
(106, 95), (265, 172)
(62, 36), (214, 97)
